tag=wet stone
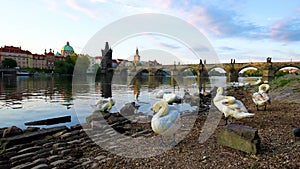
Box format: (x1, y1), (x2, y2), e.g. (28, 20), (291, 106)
(59, 149), (72, 156)
(32, 158), (47, 166)
(60, 132), (72, 139)
(32, 151), (50, 160)
(0, 151), (17, 160)
(11, 162), (34, 169)
(91, 162), (99, 169)
(47, 155), (61, 163)
(50, 159), (68, 167)
(67, 140), (81, 145)
(70, 164), (82, 169)
(52, 143), (67, 149)
(0, 164), (10, 169)
(42, 142), (54, 148)
(31, 139), (48, 146)
(9, 152), (35, 162)
(31, 164), (50, 169)
(81, 159), (93, 166)
(2, 126), (23, 138)
(100, 158), (112, 163)
(11, 157), (32, 167)
(70, 130), (81, 136)
(218, 124), (260, 154)
(50, 147), (67, 155)
(70, 124), (83, 131)
(23, 127), (39, 133)
(52, 130), (68, 138)
(95, 155), (106, 161)
(18, 146), (42, 154)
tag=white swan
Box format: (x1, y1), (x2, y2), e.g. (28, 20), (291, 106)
(155, 89), (172, 98)
(252, 84), (271, 111)
(151, 101), (181, 146)
(95, 97), (115, 112)
(163, 93), (182, 104)
(213, 87), (254, 125)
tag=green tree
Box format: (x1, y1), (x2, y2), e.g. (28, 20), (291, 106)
(2, 58), (17, 68)
(74, 54), (91, 75)
(242, 69), (262, 77)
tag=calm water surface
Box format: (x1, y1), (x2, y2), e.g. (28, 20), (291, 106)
(0, 75), (261, 129)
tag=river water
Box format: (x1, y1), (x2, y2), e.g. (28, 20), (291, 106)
(0, 75), (260, 129)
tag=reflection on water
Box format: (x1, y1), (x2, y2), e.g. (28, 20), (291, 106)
(0, 74), (261, 129)
(0, 76), (76, 129)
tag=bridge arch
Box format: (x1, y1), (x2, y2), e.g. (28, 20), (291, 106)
(155, 68), (171, 76)
(273, 64), (300, 74)
(178, 67), (197, 76)
(236, 65), (262, 74)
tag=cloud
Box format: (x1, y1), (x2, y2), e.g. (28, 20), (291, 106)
(159, 42), (181, 49)
(184, 5), (265, 39)
(270, 18), (300, 41)
(219, 47), (236, 51)
(65, 0), (98, 19)
(64, 12), (79, 21)
(193, 46), (210, 52)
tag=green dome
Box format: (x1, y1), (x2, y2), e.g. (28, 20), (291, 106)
(61, 42), (74, 51)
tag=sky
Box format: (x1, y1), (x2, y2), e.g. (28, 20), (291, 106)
(1, 0), (300, 64)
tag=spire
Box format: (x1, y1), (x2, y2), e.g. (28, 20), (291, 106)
(105, 42), (109, 50)
(136, 47), (139, 55)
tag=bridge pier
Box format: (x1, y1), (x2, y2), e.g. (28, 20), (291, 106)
(262, 69), (275, 82)
(171, 70), (179, 76)
(227, 72), (239, 82)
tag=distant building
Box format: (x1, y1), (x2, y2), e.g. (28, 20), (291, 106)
(32, 53), (46, 69)
(0, 41), (75, 70)
(44, 49), (55, 70)
(0, 46), (32, 68)
(86, 55), (102, 74)
(61, 41), (74, 57)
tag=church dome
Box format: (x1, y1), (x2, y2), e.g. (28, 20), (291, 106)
(61, 41), (74, 51)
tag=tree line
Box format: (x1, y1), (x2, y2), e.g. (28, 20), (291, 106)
(1, 54), (90, 75)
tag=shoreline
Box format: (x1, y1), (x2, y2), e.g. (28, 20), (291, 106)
(1, 82), (300, 168)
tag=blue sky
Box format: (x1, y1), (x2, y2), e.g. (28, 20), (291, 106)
(1, 0), (300, 64)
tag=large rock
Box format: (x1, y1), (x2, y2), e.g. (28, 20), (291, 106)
(120, 102), (138, 116)
(2, 126), (23, 138)
(218, 124), (260, 154)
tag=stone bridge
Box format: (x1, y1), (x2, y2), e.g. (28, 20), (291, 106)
(113, 60), (300, 82)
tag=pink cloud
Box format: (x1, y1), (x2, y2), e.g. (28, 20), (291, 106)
(66, 0), (97, 19)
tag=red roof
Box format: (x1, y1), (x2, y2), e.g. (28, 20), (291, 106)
(0, 45), (32, 54)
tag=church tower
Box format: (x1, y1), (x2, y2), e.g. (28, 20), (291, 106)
(100, 42), (113, 72)
(134, 47), (140, 66)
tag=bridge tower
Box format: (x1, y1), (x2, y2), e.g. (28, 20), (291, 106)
(197, 59), (209, 92)
(262, 57), (275, 82)
(100, 42), (113, 73)
(227, 59), (239, 82)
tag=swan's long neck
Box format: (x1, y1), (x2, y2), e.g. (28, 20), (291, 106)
(259, 84), (270, 92)
(153, 101), (169, 117)
(107, 98), (114, 110)
(214, 87), (225, 101)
